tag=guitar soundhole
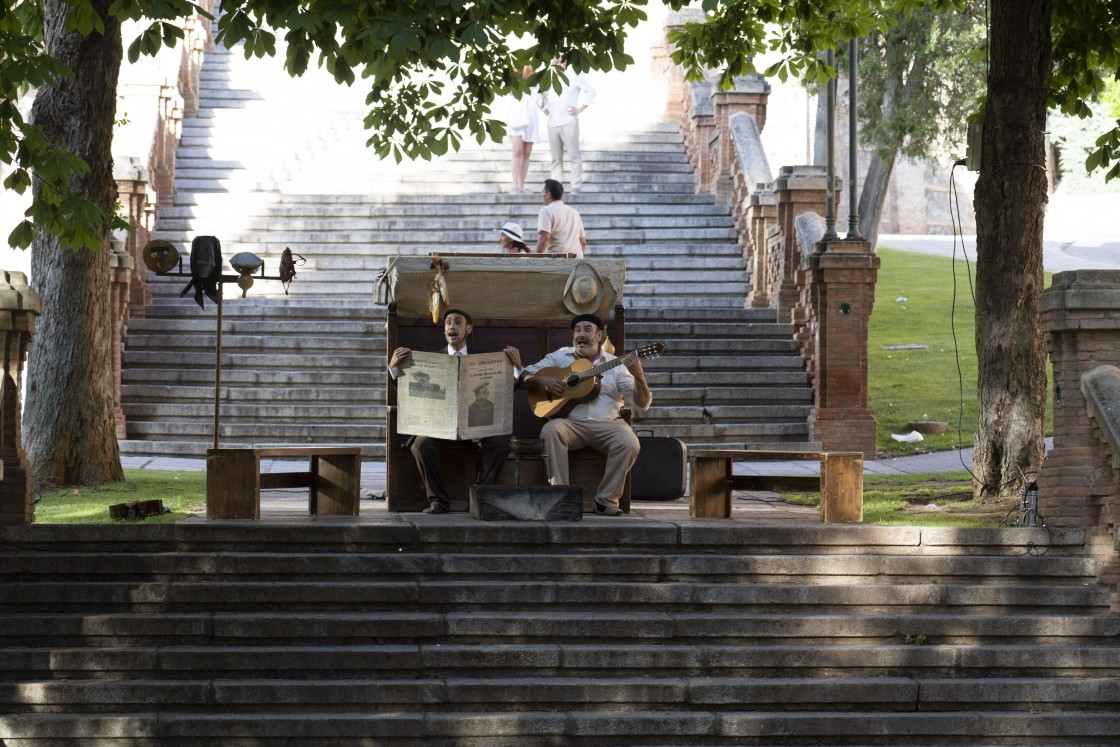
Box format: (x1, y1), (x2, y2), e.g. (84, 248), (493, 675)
(564, 374), (580, 387)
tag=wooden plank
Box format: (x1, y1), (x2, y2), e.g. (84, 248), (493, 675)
(689, 455), (731, 518)
(689, 449), (824, 461)
(252, 446), (361, 458)
(313, 452), (362, 516)
(206, 449), (260, 520)
(729, 475), (822, 493)
(260, 472), (313, 489)
(820, 452), (864, 523)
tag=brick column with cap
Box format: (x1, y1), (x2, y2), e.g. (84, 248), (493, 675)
(1038, 270), (1120, 597)
(800, 240), (880, 458)
(0, 272), (42, 524)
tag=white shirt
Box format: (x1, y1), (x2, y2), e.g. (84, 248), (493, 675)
(537, 200), (585, 257)
(544, 72), (596, 128)
(524, 347), (651, 421)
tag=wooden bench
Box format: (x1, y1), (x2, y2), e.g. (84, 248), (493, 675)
(689, 449), (863, 522)
(206, 446), (362, 520)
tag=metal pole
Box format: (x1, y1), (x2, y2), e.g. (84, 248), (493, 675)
(846, 38), (862, 240)
(823, 48), (838, 240)
(213, 283), (223, 450)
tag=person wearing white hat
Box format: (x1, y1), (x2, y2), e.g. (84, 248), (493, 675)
(496, 222), (530, 253)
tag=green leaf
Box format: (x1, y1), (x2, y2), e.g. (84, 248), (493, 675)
(8, 220), (33, 250)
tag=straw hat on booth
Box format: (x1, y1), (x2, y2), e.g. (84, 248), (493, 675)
(563, 262), (606, 315)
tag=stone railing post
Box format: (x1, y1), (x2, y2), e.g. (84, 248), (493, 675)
(658, 9), (706, 130)
(800, 237), (880, 458)
(109, 238), (134, 439)
(708, 75), (770, 202)
(746, 188), (777, 308)
(769, 166), (831, 322)
(684, 81), (715, 193)
(115, 157), (154, 315)
(1038, 270), (1120, 590)
(0, 272), (41, 524)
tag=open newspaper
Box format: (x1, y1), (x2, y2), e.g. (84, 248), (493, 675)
(397, 351), (514, 440)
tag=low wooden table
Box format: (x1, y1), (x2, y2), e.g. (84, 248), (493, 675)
(689, 449), (863, 522)
(206, 446), (362, 520)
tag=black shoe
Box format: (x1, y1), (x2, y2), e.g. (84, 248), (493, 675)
(422, 503), (449, 514)
(593, 503), (624, 516)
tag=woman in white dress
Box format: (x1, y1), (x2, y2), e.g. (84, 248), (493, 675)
(504, 65), (540, 194)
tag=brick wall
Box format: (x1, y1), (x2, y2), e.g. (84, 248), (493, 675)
(1039, 270), (1120, 605)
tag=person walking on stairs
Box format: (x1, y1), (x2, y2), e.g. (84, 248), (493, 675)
(502, 65), (541, 194)
(542, 58), (595, 193)
(536, 179), (586, 257)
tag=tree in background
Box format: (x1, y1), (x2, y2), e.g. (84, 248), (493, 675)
(670, 0), (1119, 502)
(4, 0), (1118, 491)
(853, 3), (986, 249)
(1, 0), (650, 487)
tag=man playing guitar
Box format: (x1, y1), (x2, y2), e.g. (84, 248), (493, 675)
(509, 313), (652, 516)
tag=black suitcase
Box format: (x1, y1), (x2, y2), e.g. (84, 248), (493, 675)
(631, 430), (688, 500)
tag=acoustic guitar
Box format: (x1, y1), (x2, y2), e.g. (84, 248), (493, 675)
(528, 343), (666, 419)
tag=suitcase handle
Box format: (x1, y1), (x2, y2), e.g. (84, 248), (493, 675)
(635, 428), (654, 437)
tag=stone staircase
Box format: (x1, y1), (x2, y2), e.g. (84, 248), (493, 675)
(119, 40), (813, 458)
(2, 521), (1118, 745)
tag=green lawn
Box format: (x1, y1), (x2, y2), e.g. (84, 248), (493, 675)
(33, 471), (206, 524)
(870, 246), (1051, 457)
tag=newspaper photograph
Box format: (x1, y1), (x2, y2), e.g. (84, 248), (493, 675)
(457, 352), (514, 440)
(397, 351), (513, 440)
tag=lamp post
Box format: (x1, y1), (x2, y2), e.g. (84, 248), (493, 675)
(141, 240), (297, 450)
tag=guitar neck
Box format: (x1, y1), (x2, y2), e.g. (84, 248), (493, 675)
(575, 352), (634, 383)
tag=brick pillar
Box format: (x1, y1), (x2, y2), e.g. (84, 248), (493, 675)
(745, 188), (777, 308)
(116, 158), (154, 316)
(709, 76), (770, 202)
(0, 272), (41, 524)
(684, 81), (715, 194)
(802, 240), (879, 458)
(660, 9), (706, 127)
(109, 240), (134, 439)
(770, 166), (830, 322)
(1038, 271), (1120, 595)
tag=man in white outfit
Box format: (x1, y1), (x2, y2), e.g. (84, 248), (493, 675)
(542, 59), (596, 192)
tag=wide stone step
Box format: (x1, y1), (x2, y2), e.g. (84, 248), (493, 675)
(1, 580), (1107, 614)
(125, 318), (385, 336)
(117, 439), (386, 459)
(120, 368), (377, 387)
(120, 385), (379, 403)
(122, 403), (382, 421)
(3, 611), (1116, 647)
(121, 351), (371, 370)
(153, 213), (733, 233)
(9, 675), (1120, 715)
(157, 201), (732, 220)
(122, 333), (377, 354)
(3, 708), (1118, 745)
(5, 642), (1118, 680)
(3, 551), (1097, 584)
(123, 421), (381, 441)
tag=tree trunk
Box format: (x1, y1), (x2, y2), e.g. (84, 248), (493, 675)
(857, 150), (896, 251)
(971, 0), (1050, 502)
(25, 0), (124, 488)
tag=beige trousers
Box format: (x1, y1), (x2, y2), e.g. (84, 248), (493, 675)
(541, 418), (639, 509)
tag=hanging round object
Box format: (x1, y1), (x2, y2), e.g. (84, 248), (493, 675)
(142, 239), (181, 274)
